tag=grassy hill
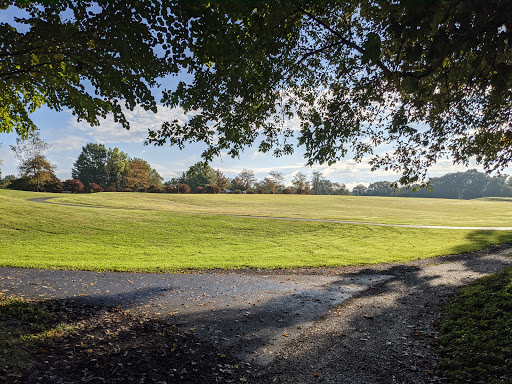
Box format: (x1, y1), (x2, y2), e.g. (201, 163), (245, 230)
(1, 189), (511, 272)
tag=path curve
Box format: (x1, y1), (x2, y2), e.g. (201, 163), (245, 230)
(29, 196), (512, 231)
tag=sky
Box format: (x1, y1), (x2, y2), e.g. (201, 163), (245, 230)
(0, 6), (496, 190)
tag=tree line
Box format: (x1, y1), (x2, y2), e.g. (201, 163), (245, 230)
(352, 170), (512, 200)
(2, 135), (511, 199)
(2, 135), (164, 193)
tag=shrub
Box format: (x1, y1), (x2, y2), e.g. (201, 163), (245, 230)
(88, 183), (103, 193)
(177, 184), (191, 194)
(47, 178), (64, 193)
(148, 185), (163, 193)
(7, 177), (30, 191)
(64, 179), (84, 193)
(196, 186), (205, 194)
(234, 189), (242, 194)
(257, 188), (265, 194)
(206, 184), (221, 194)
(164, 185), (176, 193)
(105, 186), (117, 192)
(282, 188), (292, 194)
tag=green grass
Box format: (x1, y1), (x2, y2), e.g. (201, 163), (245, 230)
(438, 266), (512, 383)
(48, 191), (512, 227)
(1, 189), (512, 272)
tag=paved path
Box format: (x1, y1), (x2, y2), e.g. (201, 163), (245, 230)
(0, 267), (391, 366)
(28, 196), (512, 231)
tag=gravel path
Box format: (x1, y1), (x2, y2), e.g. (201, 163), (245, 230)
(2, 244), (512, 383)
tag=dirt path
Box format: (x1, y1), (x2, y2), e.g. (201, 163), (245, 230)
(28, 196), (512, 231)
(1, 244), (512, 383)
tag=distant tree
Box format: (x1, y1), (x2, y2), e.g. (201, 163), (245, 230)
(351, 184), (368, 196)
(267, 171), (285, 194)
(123, 159), (151, 191)
(291, 172), (311, 194)
(311, 171), (329, 195)
(233, 168), (256, 192)
(185, 162), (217, 190)
(215, 169), (229, 191)
(149, 168), (164, 188)
(0, 175), (16, 189)
(10, 134), (55, 191)
(105, 147), (129, 191)
(20, 155), (56, 191)
(10, 133), (50, 165)
(366, 181), (396, 196)
(72, 143), (108, 187)
(64, 179), (84, 193)
(330, 182), (350, 195)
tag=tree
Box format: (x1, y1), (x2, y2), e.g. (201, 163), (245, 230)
(105, 147), (129, 191)
(4, 2), (512, 183)
(351, 184), (368, 196)
(330, 182), (350, 196)
(72, 143), (108, 187)
(214, 169), (229, 191)
(184, 162), (217, 191)
(149, 168), (164, 189)
(10, 133), (55, 191)
(263, 171), (286, 194)
(123, 159), (151, 192)
(291, 172), (311, 194)
(231, 169), (256, 192)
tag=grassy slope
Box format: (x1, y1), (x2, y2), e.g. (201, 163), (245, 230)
(1, 190), (512, 272)
(49, 192), (512, 227)
(438, 266), (512, 383)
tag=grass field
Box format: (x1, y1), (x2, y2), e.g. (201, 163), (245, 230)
(1, 189), (512, 272)
(49, 192), (512, 227)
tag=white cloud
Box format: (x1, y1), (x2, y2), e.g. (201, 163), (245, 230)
(51, 135), (87, 152)
(70, 105), (196, 144)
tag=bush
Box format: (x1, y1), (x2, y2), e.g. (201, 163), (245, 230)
(64, 179), (84, 193)
(257, 188), (265, 194)
(196, 186), (205, 194)
(234, 189), (242, 194)
(177, 184), (191, 194)
(105, 186), (117, 192)
(47, 178), (64, 193)
(164, 185), (176, 193)
(88, 183), (104, 193)
(206, 185), (221, 194)
(148, 185), (163, 193)
(7, 177), (30, 191)
(282, 188), (292, 194)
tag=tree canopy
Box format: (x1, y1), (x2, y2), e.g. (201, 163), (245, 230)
(2, 1), (512, 183)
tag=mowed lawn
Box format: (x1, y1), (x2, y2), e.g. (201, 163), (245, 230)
(50, 192), (512, 227)
(1, 189), (512, 272)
